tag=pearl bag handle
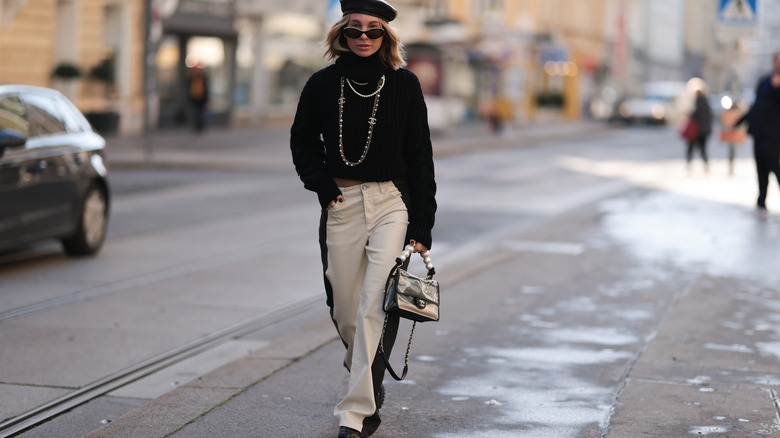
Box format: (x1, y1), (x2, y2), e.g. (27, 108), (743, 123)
(396, 244), (435, 279)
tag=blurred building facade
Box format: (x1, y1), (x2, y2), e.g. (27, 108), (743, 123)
(230, 0), (727, 129)
(736, 0), (780, 92)
(231, 0), (615, 129)
(0, 0), (146, 135)
(1, 0), (776, 135)
(231, 0), (326, 125)
(148, 0), (239, 129)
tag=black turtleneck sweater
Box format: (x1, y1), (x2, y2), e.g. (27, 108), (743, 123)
(290, 52), (436, 249)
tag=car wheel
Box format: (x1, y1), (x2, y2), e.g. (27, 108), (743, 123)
(62, 183), (108, 256)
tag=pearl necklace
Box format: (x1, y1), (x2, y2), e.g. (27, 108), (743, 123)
(338, 75), (385, 167)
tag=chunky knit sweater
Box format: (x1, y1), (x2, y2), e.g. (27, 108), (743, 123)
(290, 52), (436, 249)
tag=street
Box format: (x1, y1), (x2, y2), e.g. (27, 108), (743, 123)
(3, 124), (780, 437)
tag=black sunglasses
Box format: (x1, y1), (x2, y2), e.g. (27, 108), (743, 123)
(342, 27), (385, 39)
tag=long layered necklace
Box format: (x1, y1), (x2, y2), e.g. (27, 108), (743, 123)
(338, 74), (386, 167)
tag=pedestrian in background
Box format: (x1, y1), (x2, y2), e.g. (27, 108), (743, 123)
(735, 50), (780, 211)
(187, 64), (210, 134)
(719, 102), (747, 176)
(686, 88), (713, 173)
(289, 1), (436, 437)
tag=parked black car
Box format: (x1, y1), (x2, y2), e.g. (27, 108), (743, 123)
(0, 85), (109, 256)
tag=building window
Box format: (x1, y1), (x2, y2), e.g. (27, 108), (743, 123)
(473, 0), (503, 16)
(427, 0), (447, 16)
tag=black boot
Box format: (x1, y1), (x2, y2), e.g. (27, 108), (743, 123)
(376, 384), (385, 410)
(362, 412), (381, 437)
(337, 426), (365, 438)
(360, 383), (385, 436)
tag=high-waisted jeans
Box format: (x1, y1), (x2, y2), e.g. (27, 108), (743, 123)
(319, 181), (408, 432)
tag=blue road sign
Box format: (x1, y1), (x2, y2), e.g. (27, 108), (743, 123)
(328, 0), (342, 23)
(718, 0), (757, 26)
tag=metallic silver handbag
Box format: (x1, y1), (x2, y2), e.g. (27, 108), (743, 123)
(380, 244), (439, 380)
(383, 245), (439, 322)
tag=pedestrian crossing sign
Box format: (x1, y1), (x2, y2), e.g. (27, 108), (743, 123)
(718, 0), (757, 25)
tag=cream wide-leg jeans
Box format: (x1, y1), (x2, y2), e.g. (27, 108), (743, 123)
(320, 181), (408, 431)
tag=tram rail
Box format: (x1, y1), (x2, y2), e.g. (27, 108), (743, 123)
(0, 294), (320, 437)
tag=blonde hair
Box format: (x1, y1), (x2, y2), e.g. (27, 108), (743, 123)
(324, 14), (406, 70)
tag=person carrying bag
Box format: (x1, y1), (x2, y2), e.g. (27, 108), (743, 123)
(289, 1), (437, 437)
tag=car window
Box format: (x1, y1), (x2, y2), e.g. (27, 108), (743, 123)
(23, 93), (68, 136)
(0, 94), (30, 136)
(54, 95), (86, 133)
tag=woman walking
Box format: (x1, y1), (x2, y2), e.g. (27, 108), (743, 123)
(686, 89), (714, 173)
(290, 1), (436, 437)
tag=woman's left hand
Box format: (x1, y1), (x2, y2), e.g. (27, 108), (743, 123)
(409, 240), (429, 254)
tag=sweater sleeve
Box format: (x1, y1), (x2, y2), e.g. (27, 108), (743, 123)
(290, 73), (341, 209)
(402, 75), (437, 249)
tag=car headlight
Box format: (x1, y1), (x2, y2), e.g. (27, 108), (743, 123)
(91, 154), (108, 177)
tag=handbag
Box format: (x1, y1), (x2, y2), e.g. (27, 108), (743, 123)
(379, 244), (439, 380)
(681, 117), (699, 142)
(383, 245), (439, 323)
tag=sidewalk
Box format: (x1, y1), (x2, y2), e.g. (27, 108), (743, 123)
(82, 121), (780, 437)
(105, 120), (614, 170)
(81, 189), (780, 438)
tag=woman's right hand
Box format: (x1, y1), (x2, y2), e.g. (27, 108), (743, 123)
(408, 239), (429, 254)
(327, 195), (344, 209)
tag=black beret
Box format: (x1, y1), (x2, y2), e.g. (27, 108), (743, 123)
(341, 0), (397, 22)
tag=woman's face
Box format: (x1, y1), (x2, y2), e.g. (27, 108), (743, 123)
(344, 13), (383, 58)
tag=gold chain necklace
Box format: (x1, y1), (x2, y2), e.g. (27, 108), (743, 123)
(346, 77), (382, 97)
(338, 75), (386, 167)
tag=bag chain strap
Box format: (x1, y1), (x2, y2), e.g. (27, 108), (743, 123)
(379, 312), (416, 380)
(379, 244), (432, 381)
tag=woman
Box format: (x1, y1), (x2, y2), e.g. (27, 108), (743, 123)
(686, 89), (713, 172)
(289, 1), (436, 437)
